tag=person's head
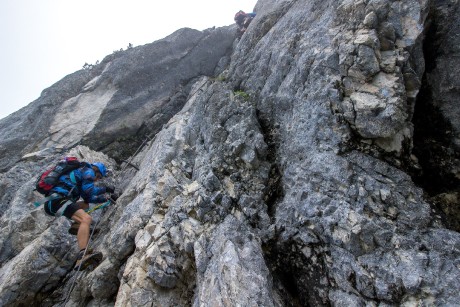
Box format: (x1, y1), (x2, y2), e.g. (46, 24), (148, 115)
(234, 10), (246, 24)
(91, 162), (107, 180)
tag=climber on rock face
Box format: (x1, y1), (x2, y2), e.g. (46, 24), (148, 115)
(234, 10), (256, 37)
(43, 162), (118, 270)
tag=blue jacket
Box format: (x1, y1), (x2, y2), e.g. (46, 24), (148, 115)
(51, 163), (108, 203)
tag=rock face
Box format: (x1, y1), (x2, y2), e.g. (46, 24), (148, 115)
(0, 27), (235, 172)
(0, 1), (459, 306)
(412, 0), (460, 231)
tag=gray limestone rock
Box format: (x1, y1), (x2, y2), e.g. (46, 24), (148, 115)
(0, 26), (235, 171)
(410, 0), (460, 233)
(193, 215), (277, 307)
(0, 0), (459, 306)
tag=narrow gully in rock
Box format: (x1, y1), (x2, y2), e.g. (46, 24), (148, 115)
(256, 109), (329, 306)
(411, 14), (460, 232)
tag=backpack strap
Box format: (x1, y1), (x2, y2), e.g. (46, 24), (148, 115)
(33, 193), (63, 208)
(66, 170), (78, 197)
(69, 170), (77, 184)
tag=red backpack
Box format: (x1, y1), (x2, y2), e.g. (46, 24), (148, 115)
(35, 157), (82, 196)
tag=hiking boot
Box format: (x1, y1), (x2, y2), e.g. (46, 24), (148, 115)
(68, 223), (99, 236)
(74, 251), (103, 271)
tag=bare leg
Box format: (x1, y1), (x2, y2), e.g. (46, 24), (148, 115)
(71, 209), (92, 250)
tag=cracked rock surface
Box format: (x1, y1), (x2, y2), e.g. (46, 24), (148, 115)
(0, 0), (459, 306)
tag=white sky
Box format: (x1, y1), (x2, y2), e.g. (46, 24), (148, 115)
(0, 0), (257, 120)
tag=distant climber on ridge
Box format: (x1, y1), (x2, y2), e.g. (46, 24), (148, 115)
(234, 10), (256, 37)
(38, 160), (118, 270)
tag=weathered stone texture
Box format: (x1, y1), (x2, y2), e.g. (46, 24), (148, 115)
(0, 0), (459, 306)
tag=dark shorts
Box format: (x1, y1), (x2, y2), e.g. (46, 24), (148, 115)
(44, 197), (80, 219)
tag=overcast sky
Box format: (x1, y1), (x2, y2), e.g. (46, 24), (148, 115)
(0, 0), (257, 120)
